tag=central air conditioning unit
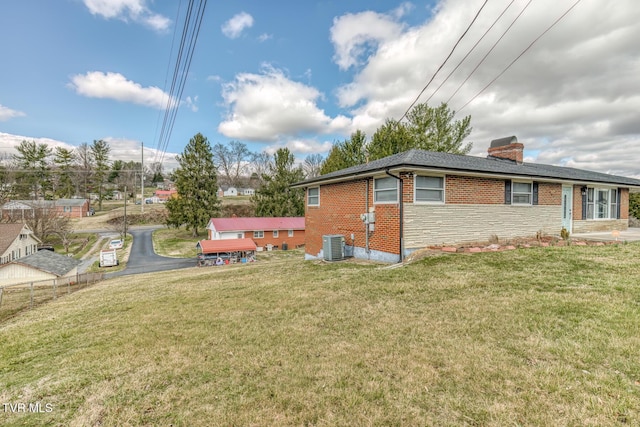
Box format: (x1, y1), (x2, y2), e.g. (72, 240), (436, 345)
(322, 234), (345, 261)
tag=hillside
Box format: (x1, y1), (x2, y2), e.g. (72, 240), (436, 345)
(1, 246), (639, 426)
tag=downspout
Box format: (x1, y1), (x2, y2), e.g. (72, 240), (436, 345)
(365, 178), (370, 259)
(385, 169), (404, 263)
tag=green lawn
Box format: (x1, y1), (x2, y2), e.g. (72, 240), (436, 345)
(152, 227), (208, 258)
(1, 245), (639, 426)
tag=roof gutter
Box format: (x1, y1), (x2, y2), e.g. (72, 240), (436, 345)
(385, 169), (404, 264)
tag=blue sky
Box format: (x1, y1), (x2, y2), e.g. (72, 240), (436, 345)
(1, 0), (639, 177)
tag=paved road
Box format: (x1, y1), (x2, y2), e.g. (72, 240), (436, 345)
(106, 226), (196, 278)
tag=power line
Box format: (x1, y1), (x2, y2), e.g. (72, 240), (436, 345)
(154, 0), (208, 166)
(422, 0), (517, 105)
(152, 0), (184, 161)
(398, 0), (489, 123)
(446, 0), (534, 106)
(456, 0), (583, 112)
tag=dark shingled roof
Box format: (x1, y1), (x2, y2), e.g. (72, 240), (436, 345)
(14, 250), (81, 277)
(293, 149), (640, 187)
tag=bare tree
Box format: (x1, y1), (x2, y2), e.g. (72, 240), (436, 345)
(249, 151), (272, 187)
(75, 143), (93, 199)
(212, 141), (251, 187)
(303, 153), (324, 178)
(3, 203), (62, 242)
(0, 164), (14, 204)
(51, 216), (74, 253)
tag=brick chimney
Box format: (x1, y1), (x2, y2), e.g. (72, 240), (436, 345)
(487, 136), (524, 164)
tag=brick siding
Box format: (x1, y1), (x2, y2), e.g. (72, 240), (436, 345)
(251, 229), (305, 249)
(304, 175), (630, 259)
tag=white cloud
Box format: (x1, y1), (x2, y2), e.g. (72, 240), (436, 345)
(258, 33), (273, 42)
(184, 96), (199, 113)
(330, 10), (405, 70)
(0, 104), (26, 121)
(68, 71), (175, 110)
(264, 139), (334, 156)
(330, 0), (640, 177)
(82, 0), (170, 31)
(218, 65), (351, 141)
(222, 12), (254, 39)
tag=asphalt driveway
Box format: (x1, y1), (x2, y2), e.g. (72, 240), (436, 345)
(572, 227), (640, 242)
(106, 226), (196, 278)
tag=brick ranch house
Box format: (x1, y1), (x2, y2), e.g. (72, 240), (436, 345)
(292, 136), (640, 263)
(206, 217), (305, 250)
(1, 198), (90, 219)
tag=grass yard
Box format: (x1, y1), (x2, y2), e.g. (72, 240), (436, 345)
(1, 245), (640, 426)
(152, 227), (208, 258)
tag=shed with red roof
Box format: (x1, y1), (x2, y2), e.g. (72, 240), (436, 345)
(196, 238), (257, 266)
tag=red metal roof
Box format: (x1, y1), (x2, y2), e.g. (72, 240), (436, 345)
(209, 217), (304, 232)
(197, 238), (257, 254)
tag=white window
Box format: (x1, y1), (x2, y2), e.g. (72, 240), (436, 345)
(307, 187), (319, 206)
(374, 177), (398, 203)
(253, 231), (264, 238)
(415, 175), (444, 203)
(512, 182), (532, 205)
(273, 230), (279, 238)
(288, 230), (294, 237)
(587, 188), (618, 220)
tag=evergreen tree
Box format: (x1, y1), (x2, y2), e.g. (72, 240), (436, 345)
(53, 147), (76, 198)
(90, 139), (111, 210)
(166, 133), (220, 236)
(252, 148), (304, 217)
(368, 102), (472, 160)
(319, 130), (368, 175)
(12, 140), (52, 199)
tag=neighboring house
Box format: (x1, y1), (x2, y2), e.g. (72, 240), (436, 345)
(155, 190), (177, 202)
(1, 199), (90, 219)
(239, 188), (255, 196)
(157, 179), (176, 191)
(292, 136), (640, 263)
(206, 217), (305, 249)
(217, 185), (238, 197)
(0, 250), (81, 286)
(0, 223), (41, 266)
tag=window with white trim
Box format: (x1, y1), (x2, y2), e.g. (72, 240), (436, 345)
(307, 187), (319, 206)
(587, 188), (618, 219)
(415, 175), (444, 203)
(374, 177), (398, 203)
(288, 229), (294, 237)
(273, 230), (279, 238)
(253, 230), (264, 238)
(512, 182), (532, 205)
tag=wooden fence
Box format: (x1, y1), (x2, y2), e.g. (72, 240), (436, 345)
(0, 272), (104, 322)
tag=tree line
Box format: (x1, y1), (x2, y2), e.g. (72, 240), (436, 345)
(0, 140), (164, 210)
(166, 102), (471, 235)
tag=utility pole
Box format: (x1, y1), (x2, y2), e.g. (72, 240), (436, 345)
(123, 185), (127, 238)
(141, 142), (144, 214)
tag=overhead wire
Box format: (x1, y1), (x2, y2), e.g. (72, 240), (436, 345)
(160, 0), (208, 164)
(456, 0), (584, 112)
(422, 0), (517, 105)
(152, 0), (184, 164)
(154, 0), (208, 165)
(398, 0), (489, 123)
(446, 0), (534, 106)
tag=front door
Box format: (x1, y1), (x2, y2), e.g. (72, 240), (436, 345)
(561, 185), (573, 232)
